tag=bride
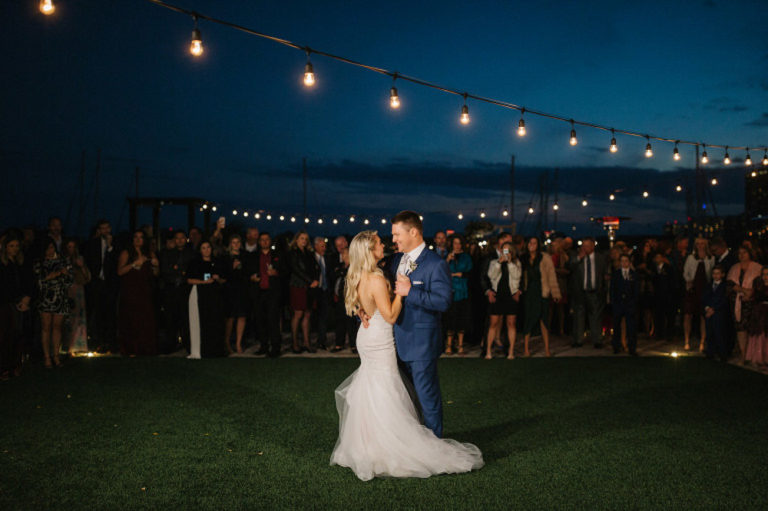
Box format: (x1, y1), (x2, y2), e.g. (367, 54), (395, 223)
(330, 230), (484, 481)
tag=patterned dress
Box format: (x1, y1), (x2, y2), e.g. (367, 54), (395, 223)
(34, 257), (73, 314)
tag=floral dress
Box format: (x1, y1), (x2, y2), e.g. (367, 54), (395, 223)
(34, 257), (73, 314)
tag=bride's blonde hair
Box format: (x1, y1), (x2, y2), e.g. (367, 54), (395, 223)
(345, 230), (385, 316)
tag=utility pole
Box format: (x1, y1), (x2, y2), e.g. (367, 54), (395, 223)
(76, 149), (86, 233)
(302, 157), (308, 219)
(94, 147), (101, 221)
(509, 155), (516, 233)
(135, 166), (140, 200)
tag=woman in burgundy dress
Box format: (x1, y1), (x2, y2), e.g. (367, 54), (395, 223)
(117, 230), (159, 356)
(682, 237), (714, 351)
(746, 267), (768, 369)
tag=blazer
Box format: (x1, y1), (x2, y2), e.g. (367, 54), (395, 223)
(487, 259), (522, 295)
(702, 281), (728, 316)
(568, 251), (609, 299)
(683, 254), (715, 284)
(610, 268), (639, 308)
(287, 248), (320, 288)
(390, 248), (452, 362)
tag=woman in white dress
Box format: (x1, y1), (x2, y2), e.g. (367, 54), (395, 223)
(330, 230), (484, 481)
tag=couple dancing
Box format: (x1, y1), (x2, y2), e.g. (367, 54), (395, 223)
(330, 211), (484, 481)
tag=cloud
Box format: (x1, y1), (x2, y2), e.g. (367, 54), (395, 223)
(744, 113), (768, 127)
(719, 105), (748, 112)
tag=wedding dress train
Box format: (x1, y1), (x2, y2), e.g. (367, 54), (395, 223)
(330, 310), (484, 481)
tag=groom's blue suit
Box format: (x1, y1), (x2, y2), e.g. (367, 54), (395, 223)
(390, 248), (452, 438)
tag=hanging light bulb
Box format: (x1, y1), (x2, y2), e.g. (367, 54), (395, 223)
(304, 217), (310, 224)
(745, 148), (752, 166)
(381, 218), (387, 224)
(645, 136), (653, 158)
(212, 206), (217, 212)
(332, 218), (338, 225)
(202, 204), (208, 210)
(232, 210), (238, 216)
(190, 17), (203, 57)
(480, 211), (486, 218)
(458, 213), (464, 220)
(675, 184), (683, 192)
(751, 170), (758, 178)
(528, 207), (534, 214)
(673, 142), (681, 161)
(390, 86), (400, 109)
(363, 219), (370, 225)
(517, 108), (526, 136)
(701, 144), (709, 164)
(460, 94), (470, 125)
(266, 214), (272, 220)
(290, 216), (296, 223)
(723, 146), (731, 165)
(502, 209), (509, 217)
(553, 203), (560, 211)
(255, 213), (261, 219)
(39, 0), (55, 15)
(349, 216), (355, 223)
(569, 120), (577, 146)
(711, 178), (718, 186)
(303, 50), (315, 87)
(581, 198), (588, 207)
(279, 215), (285, 221)
(609, 129), (618, 153)
(243, 211), (249, 217)
(642, 190), (649, 198)
(609, 193), (615, 201)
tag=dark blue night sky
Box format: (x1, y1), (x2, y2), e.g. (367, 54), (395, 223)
(3, 0), (767, 237)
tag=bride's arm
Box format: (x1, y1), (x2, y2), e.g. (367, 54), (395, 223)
(372, 275), (402, 324)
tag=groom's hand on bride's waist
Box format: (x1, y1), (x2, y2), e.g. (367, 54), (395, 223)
(357, 309), (371, 328)
(395, 274), (411, 297)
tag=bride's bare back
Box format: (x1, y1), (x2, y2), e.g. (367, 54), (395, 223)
(358, 272), (402, 324)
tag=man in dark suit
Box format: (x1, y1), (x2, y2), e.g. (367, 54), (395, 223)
(330, 236), (358, 353)
(651, 251), (675, 341)
(313, 237), (333, 350)
(710, 237), (736, 355)
(569, 237), (609, 348)
(432, 231), (448, 259)
(702, 265), (729, 362)
(246, 232), (283, 357)
(159, 229), (194, 353)
(610, 254), (640, 355)
(83, 219), (118, 353)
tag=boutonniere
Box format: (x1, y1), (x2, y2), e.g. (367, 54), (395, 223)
(408, 261), (418, 273)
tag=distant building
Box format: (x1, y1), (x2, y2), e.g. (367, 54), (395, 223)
(746, 166), (768, 222)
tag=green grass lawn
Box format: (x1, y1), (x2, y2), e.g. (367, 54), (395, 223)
(1, 356), (767, 510)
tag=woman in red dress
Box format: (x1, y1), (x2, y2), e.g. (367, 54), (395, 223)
(117, 230), (159, 356)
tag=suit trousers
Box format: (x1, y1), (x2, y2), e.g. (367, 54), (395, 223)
(255, 288), (282, 352)
(162, 285), (189, 352)
(400, 358), (443, 438)
(572, 291), (605, 346)
(314, 289), (331, 345)
(86, 278), (117, 351)
(612, 304), (637, 353)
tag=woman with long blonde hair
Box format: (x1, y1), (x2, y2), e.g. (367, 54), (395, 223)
(331, 229), (483, 481)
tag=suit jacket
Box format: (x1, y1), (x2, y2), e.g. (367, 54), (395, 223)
(651, 262), (674, 303)
(390, 248), (452, 362)
(715, 251), (737, 275)
(83, 236), (117, 284)
(568, 251), (609, 300)
(702, 281), (728, 315)
(610, 268), (639, 309)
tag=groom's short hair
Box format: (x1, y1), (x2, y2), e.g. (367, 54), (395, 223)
(391, 211), (423, 234)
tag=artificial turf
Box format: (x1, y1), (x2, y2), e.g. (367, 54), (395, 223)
(1, 356), (766, 510)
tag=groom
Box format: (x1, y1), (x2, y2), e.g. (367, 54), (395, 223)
(388, 210), (452, 437)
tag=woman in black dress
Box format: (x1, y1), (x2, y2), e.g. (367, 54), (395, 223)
(187, 241), (227, 358)
(484, 242), (522, 359)
(34, 238), (73, 368)
(116, 230), (159, 356)
(222, 235), (250, 354)
(0, 232), (33, 379)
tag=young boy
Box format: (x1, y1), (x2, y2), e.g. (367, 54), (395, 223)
(611, 254), (640, 355)
(702, 265), (728, 361)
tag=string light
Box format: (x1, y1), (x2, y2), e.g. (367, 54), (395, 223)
(255, 213), (261, 219)
(303, 51), (315, 87)
(644, 136), (653, 158)
(701, 144), (709, 164)
(752, 170), (758, 178)
(569, 120), (577, 146)
(502, 209), (509, 217)
(290, 216), (296, 223)
(349, 216), (355, 222)
(609, 129), (618, 153)
(39, 0), (55, 15)
(480, 211), (486, 218)
(609, 193), (615, 201)
(390, 83), (400, 109)
(642, 190), (649, 198)
(279, 215), (285, 221)
(243, 211), (249, 217)
(723, 146), (731, 165)
(517, 108), (526, 136)
(318, 218), (323, 224)
(419, 215), (424, 221)
(460, 94), (470, 125)
(675, 184), (683, 192)
(332, 218), (338, 224)
(581, 198), (588, 207)
(762, 150), (767, 166)
(381, 218), (387, 224)
(711, 178), (718, 186)
(232, 209), (238, 215)
(553, 203), (559, 211)
(266, 214), (271, 220)
(190, 17), (203, 57)
(304, 217), (310, 224)
(528, 206), (534, 214)
(212, 206), (217, 212)
(457, 213), (464, 220)
(745, 148), (752, 166)
(202, 204), (208, 210)
(673, 142), (681, 161)
(363, 219), (370, 225)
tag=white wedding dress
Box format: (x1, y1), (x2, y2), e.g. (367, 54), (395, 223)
(330, 310), (484, 481)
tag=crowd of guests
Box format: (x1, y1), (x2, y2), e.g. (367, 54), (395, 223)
(2, 215), (768, 381)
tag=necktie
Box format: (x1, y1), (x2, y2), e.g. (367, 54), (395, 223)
(586, 256), (593, 290)
(320, 256), (327, 290)
(400, 254), (410, 275)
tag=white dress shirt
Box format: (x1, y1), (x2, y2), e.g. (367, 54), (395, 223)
(397, 242), (426, 275)
(583, 252), (596, 290)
